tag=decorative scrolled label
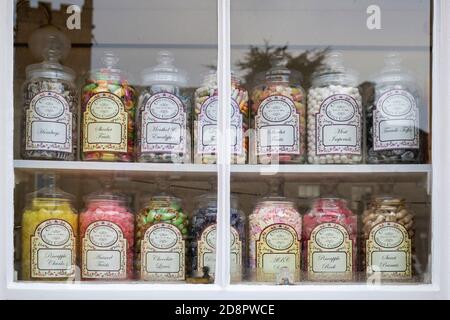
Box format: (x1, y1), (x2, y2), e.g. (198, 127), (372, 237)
(373, 89), (419, 151)
(256, 95), (300, 155)
(366, 222), (412, 279)
(26, 91), (73, 153)
(82, 221), (127, 279)
(31, 219), (76, 278)
(316, 94), (362, 156)
(307, 223), (353, 281)
(197, 96), (243, 155)
(141, 93), (187, 153)
(141, 223), (185, 281)
(83, 92), (128, 152)
(197, 225), (242, 279)
(256, 223), (301, 282)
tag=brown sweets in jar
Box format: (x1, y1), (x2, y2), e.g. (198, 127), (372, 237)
(362, 197), (414, 281)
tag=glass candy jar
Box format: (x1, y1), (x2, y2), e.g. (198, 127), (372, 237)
(135, 193), (189, 281)
(249, 188), (302, 283)
(362, 197), (414, 281)
(251, 56), (306, 164)
(21, 177), (78, 281)
(190, 193), (246, 281)
(302, 198), (357, 281)
(307, 51), (363, 164)
(81, 52), (137, 162)
(80, 187), (134, 280)
(366, 53), (422, 164)
(21, 25), (78, 161)
(136, 51), (191, 163)
(194, 71), (249, 164)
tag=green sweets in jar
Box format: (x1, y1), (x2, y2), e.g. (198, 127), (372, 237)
(135, 194), (189, 281)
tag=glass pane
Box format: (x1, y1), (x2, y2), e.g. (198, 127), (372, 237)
(230, 0), (431, 285)
(13, 0), (218, 284)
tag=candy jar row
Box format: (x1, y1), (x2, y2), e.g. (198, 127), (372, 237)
(20, 181), (246, 282)
(248, 192), (415, 283)
(21, 36), (423, 166)
(251, 51), (423, 165)
(21, 47), (249, 164)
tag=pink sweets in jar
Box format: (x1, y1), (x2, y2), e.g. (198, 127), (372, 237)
(302, 198), (357, 281)
(249, 195), (302, 283)
(80, 188), (134, 280)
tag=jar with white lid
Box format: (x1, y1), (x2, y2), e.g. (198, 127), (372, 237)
(366, 53), (422, 164)
(21, 25), (78, 161)
(81, 52), (137, 162)
(251, 56), (306, 164)
(136, 51), (191, 163)
(307, 51), (363, 164)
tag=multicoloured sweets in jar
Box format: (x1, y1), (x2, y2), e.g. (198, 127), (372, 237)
(136, 51), (191, 163)
(307, 51), (363, 164)
(21, 179), (78, 281)
(251, 57), (306, 164)
(366, 53), (422, 164)
(190, 193), (246, 281)
(81, 52), (137, 162)
(362, 197), (414, 281)
(194, 71), (249, 164)
(21, 25), (78, 161)
(249, 196), (302, 282)
(302, 198), (357, 281)
(135, 194), (189, 281)
(80, 189), (134, 280)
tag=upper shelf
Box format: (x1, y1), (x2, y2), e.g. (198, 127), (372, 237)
(13, 160), (431, 181)
(231, 164), (431, 183)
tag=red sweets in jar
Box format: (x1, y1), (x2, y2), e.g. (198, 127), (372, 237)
(302, 198), (357, 281)
(80, 189), (134, 280)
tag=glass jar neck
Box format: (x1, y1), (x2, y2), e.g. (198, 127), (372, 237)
(373, 197), (405, 210)
(312, 198), (348, 211)
(256, 200), (295, 210)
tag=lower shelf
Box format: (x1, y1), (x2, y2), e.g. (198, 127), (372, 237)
(5, 282), (441, 300)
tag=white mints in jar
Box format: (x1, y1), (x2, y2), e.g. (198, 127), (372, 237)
(307, 51), (363, 164)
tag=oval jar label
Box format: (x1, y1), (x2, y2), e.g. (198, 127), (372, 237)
(148, 227), (178, 250)
(260, 97), (293, 122)
(149, 95), (181, 120)
(266, 228), (295, 250)
(374, 226), (404, 248)
(325, 97), (356, 122)
(41, 224), (71, 246)
(34, 94), (65, 119)
(88, 225), (119, 247)
(90, 96), (120, 119)
(380, 91), (414, 117)
(314, 227), (345, 249)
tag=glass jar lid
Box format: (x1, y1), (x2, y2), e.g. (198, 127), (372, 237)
(373, 196), (405, 207)
(141, 51), (187, 86)
(372, 52), (417, 85)
(265, 55), (302, 84)
(85, 180), (129, 205)
(26, 175), (74, 203)
(26, 24), (75, 82)
(141, 193), (182, 208)
(312, 51), (358, 87)
(87, 51), (130, 82)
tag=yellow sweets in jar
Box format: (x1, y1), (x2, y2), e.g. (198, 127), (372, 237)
(21, 185), (78, 281)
